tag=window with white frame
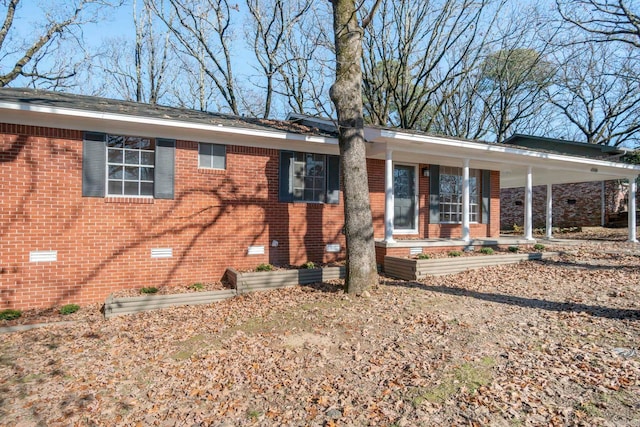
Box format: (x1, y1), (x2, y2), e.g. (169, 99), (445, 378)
(439, 166), (480, 223)
(198, 143), (226, 169)
(106, 135), (155, 196)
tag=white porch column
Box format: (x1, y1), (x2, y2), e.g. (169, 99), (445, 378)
(629, 176), (637, 243)
(545, 183), (553, 239)
(462, 159), (470, 242)
(601, 181), (606, 227)
(524, 166), (533, 240)
(384, 148), (395, 243)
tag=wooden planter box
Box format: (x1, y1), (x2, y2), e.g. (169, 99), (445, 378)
(104, 289), (236, 319)
(104, 266), (346, 318)
(384, 252), (559, 280)
(226, 266), (346, 294)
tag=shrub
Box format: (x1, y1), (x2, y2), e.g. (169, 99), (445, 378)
(508, 246), (519, 253)
(480, 247), (494, 255)
(0, 309), (22, 321)
(60, 304), (80, 315)
(190, 282), (205, 291)
(140, 287), (159, 294)
(255, 263), (274, 272)
(417, 253), (431, 260)
(448, 250), (462, 257)
(513, 223), (523, 233)
(533, 243), (545, 251)
(302, 261), (316, 269)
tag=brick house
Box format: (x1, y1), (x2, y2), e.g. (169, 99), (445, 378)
(500, 135), (632, 229)
(2, 89), (639, 309)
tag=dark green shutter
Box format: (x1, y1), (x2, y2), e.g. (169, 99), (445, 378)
(154, 138), (175, 199)
(279, 151), (294, 202)
(429, 164), (440, 224)
(482, 170), (491, 224)
(326, 155), (340, 204)
(82, 132), (106, 197)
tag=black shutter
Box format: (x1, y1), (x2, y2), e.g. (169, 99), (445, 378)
(82, 132), (106, 197)
(429, 164), (440, 224)
(482, 169), (491, 224)
(326, 155), (340, 204)
(155, 138), (175, 199)
(279, 151), (294, 202)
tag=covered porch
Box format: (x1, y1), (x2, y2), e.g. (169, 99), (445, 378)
(364, 128), (640, 256)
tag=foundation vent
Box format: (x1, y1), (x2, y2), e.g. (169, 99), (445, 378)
(151, 248), (173, 258)
(248, 246), (265, 255)
(326, 244), (341, 253)
(29, 250), (57, 262)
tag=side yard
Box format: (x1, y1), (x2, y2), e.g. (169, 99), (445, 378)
(1, 235), (639, 426)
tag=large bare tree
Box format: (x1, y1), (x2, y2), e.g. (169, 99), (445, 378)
(547, 43), (640, 146)
(0, 0), (122, 88)
(272, 4), (333, 117)
(245, 0), (312, 118)
(556, 0), (640, 48)
(361, 0), (502, 130)
(150, 0), (242, 114)
(330, 0), (380, 295)
(475, 6), (558, 143)
(95, 0), (173, 104)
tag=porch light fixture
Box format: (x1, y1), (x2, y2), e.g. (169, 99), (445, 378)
(421, 167), (429, 177)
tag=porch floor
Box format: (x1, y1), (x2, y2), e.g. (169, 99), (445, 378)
(375, 235), (535, 249)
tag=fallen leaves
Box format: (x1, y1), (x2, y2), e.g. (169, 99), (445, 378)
(1, 234), (640, 425)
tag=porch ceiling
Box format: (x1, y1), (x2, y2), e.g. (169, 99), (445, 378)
(365, 129), (640, 188)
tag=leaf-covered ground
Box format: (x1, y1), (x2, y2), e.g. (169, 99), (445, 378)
(1, 230), (640, 426)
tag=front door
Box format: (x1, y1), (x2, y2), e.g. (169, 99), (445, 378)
(394, 164), (416, 231)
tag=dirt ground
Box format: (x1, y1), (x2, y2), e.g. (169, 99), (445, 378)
(1, 228), (639, 426)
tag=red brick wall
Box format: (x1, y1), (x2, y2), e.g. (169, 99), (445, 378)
(0, 125), (345, 309)
(500, 181), (625, 229)
(1, 123), (503, 309)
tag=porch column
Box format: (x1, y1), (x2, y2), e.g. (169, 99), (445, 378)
(545, 183), (553, 239)
(601, 181), (606, 227)
(462, 159), (470, 242)
(384, 148), (395, 243)
(524, 166), (533, 240)
(629, 175), (637, 243)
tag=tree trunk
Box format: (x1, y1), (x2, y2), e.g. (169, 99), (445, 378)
(330, 0), (378, 295)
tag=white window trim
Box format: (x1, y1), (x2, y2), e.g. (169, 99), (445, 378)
(439, 167), (480, 224)
(105, 136), (155, 198)
(393, 162), (419, 235)
(198, 142), (226, 170)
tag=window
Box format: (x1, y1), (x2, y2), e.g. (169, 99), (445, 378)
(439, 166), (481, 223)
(199, 143), (226, 169)
(106, 135), (155, 196)
(82, 132), (175, 199)
(293, 152), (326, 202)
(279, 151), (340, 204)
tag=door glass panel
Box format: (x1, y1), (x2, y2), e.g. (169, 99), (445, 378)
(394, 165), (416, 230)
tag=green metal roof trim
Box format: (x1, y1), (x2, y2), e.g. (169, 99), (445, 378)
(504, 134), (626, 159)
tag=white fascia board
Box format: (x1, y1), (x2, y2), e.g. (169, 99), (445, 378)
(0, 101), (337, 147)
(376, 129), (640, 176)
